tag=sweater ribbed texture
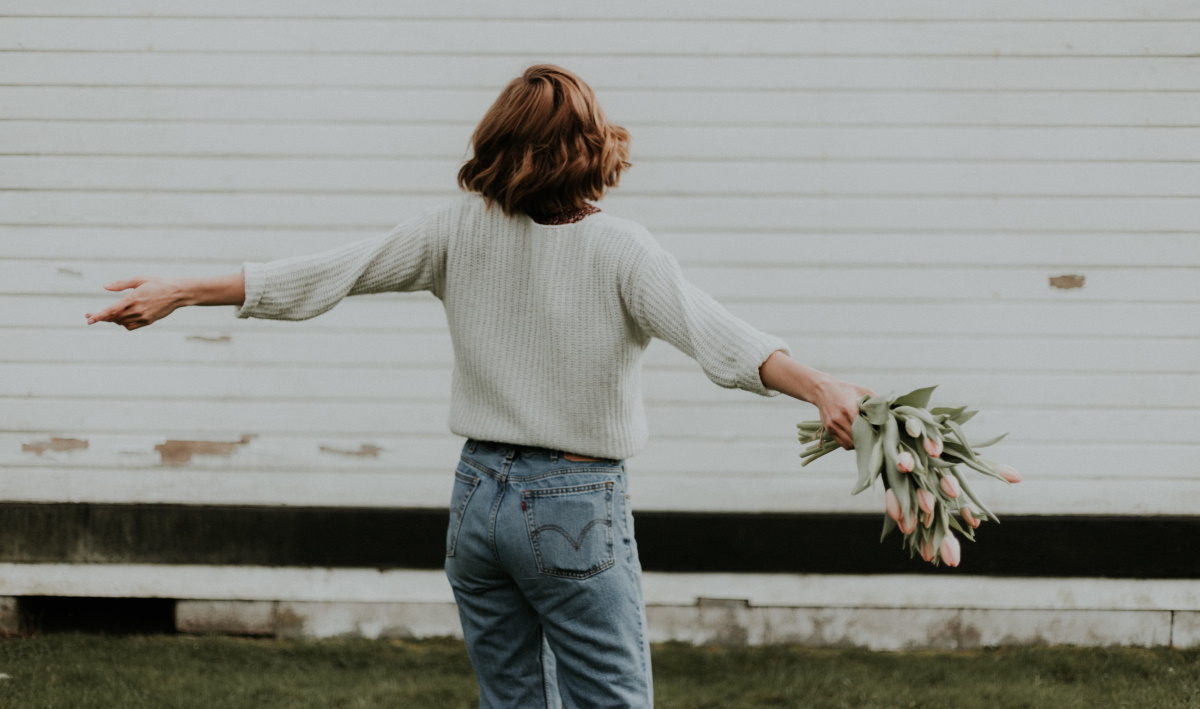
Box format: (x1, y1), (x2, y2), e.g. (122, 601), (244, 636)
(236, 193), (791, 460)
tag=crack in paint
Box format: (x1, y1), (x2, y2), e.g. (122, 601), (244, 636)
(186, 334), (232, 343)
(319, 444), (384, 458)
(22, 437), (89, 455)
(1049, 274), (1086, 289)
(155, 434), (255, 465)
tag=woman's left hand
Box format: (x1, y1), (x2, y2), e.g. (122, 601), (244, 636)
(86, 276), (185, 330)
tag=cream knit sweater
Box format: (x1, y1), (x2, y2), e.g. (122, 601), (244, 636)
(236, 192), (791, 460)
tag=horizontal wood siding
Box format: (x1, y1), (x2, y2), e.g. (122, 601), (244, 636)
(3, 1), (1197, 519)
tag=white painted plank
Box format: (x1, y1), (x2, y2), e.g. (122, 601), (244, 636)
(5, 86), (1196, 127)
(2, 329), (1194, 374)
(6, 17), (1199, 56)
(3, 362), (1198, 407)
(9, 122), (1200, 162)
(8, 258), (1193, 303)
(4, 0), (1198, 21)
(605, 195), (1200, 233)
(4, 394), (1196, 445)
(7, 295), (1197, 338)
(6, 54), (1198, 91)
(10, 155), (1200, 198)
(6, 192), (1198, 232)
(651, 233), (1200, 269)
(1, 463), (1198, 514)
(6, 230), (1198, 270)
(6, 430), (1196, 482)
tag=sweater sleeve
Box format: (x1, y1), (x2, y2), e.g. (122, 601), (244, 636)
(626, 244), (792, 397)
(234, 211), (442, 321)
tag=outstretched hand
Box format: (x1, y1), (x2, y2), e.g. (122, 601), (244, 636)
(85, 276), (184, 330)
(811, 376), (876, 450)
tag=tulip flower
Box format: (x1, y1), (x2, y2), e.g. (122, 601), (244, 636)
(919, 537), (936, 562)
(904, 417), (924, 438)
(885, 489), (902, 522)
(940, 533), (962, 567)
(917, 488), (936, 514)
(796, 385), (1010, 567)
(996, 464), (1022, 483)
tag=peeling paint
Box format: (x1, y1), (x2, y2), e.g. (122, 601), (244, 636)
(1049, 274), (1086, 289)
(319, 444), (384, 458)
(274, 606), (305, 639)
(155, 434), (254, 465)
(186, 334), (232, 343)
(21, 437), (89, 455)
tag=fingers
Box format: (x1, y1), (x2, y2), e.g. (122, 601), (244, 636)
(821, 411), (855, 450)
(85, 301), (131, 325)
(86, 295), (145, 325)
(105, 277), (147, 291)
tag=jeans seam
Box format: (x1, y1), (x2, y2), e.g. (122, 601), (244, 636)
(445, 476), (480, 558)
(539, 625), (553, 708)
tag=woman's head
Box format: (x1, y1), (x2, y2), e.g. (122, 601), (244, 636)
(458, 64), (631, 217)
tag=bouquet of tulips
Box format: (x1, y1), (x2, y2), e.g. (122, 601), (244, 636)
(797, 385), (1021, 567)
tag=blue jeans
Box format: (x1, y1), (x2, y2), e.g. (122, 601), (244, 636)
(444, 438), (653, 708)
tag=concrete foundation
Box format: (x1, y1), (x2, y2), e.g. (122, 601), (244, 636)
(175, 598), (1190, 649)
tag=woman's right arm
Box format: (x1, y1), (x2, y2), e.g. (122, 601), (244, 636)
(85, 272), (245, 330)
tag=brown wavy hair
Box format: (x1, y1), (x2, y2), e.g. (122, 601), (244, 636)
(458, 64), (631, 218)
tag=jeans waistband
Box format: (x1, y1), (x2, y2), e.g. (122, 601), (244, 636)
(465, 438), (619, 464)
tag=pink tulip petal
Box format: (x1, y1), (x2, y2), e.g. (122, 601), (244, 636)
(940, 534), (962, 567)
(885, 489), (902, 522)
(996, 464), (1022, 483)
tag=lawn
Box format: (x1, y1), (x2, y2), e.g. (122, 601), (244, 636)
(0, 633), (1197, 708)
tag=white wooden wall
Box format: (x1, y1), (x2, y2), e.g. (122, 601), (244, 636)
(4, 0), (1199, 518)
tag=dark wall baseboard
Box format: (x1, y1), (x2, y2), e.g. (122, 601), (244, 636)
(0, 503), (1194, 578)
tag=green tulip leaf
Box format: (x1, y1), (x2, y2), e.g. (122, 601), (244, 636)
(953, 409), (979, 425)
(880, 515), (898, 542)
(851, 416), (881, 495)
(972, 432), (1009, 448)
(891, 385), (938, 410)
(860, 395), (893, 425)
(947, 514), (976, 541)
(931, 405), (967, 418)
(943, 420), (980, 458)
(951, 468), (999, 523)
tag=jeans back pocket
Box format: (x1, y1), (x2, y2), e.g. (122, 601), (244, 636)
(445, 468), (480, 558)
(522, 480), (616, 579)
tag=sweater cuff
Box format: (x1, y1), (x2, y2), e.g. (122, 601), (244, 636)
(233, 262), (266, 319)
(744, 336), (792, 397)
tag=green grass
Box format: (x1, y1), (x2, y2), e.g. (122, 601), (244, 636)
(0, 634), (1197, 708)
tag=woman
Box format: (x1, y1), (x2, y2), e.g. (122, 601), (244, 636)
(86, 64), (872, 708)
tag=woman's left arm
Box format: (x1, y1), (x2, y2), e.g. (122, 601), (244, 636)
(85, 272), (245, 330)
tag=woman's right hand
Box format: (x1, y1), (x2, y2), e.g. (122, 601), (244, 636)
(85, 276), (185, 330)
(810, 376), (876, 450)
